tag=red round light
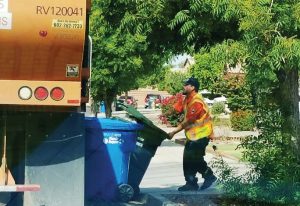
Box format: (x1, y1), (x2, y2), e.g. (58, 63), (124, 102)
(34, 87), (48, 100)
(50, 87), (64, 101)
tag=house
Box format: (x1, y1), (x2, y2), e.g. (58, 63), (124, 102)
(183, 57), (195, 72)
(171, 56), (195, 73)
(224, 62), (245, 79)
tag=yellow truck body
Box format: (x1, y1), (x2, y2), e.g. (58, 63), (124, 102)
(0, 0), (89, 108)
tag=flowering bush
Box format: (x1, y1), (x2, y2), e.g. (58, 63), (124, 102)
(159, 93), (184, 127)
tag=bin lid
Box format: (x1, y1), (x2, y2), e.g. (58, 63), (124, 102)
(85, 117), (143, 131)
(119, 104), (169, 139)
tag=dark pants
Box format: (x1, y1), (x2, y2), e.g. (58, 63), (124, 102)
(183, 137), (212, 182)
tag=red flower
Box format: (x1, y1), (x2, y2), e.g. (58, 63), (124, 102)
(160, 93), (184, 127)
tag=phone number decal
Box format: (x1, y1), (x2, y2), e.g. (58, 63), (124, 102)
(52, 19), (83, 29)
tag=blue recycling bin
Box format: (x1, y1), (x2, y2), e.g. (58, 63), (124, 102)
(85, 117), (143, 202)
(100, 101), (105, 113)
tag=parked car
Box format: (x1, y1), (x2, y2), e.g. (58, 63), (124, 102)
(199, 90), (227, 107)
(203, 98), (214, 107)
(116, 96), (138, 111)
(144, 94), (162, 109)
(213, 96), (227, 104)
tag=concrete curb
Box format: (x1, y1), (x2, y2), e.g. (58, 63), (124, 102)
(145, 188), (223, 206)
(146, 193), (172, 206)
(85, 188), (223, 206)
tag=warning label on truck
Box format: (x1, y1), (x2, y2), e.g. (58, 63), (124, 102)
(52, 19), (83, 29)
(66, 64), (79, 77)
(0, 0), (12, 29)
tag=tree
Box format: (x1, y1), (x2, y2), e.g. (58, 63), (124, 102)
(189, 41), (253, 111)
(159, 70), (188, 95)
(136, 65), (169, 89)
(170, 0), (300, 203)
(90, 20), (147, 116)
(90, 0), (170, 117)
(171, 0), (300, 154)
(92, 0), (300, 156)
(240, 1), (300, 158)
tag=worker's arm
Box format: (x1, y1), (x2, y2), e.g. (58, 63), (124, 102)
(166, 98), (184, 139)
(167, 122), (184, 139)
(168, 102), (204, 139)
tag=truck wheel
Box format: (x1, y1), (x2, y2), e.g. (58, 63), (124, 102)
(118, 184), (134, 202)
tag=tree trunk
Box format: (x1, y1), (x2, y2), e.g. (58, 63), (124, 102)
(103, 92), (114, 118)
(277, 68), (300, 161)
(104, 99), (113, 117)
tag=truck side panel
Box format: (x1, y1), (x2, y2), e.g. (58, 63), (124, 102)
(0, 0), (87, 107)
(0, 0), (86, 81)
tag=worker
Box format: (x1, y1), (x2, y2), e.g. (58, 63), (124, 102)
(168, 77), (217, 191)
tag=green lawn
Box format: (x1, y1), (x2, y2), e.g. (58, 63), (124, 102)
(212, 116), (231, 127)
(210, 115), (247, 161)
(208, 142), (244, 160)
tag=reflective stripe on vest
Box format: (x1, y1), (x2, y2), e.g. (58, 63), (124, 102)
(185, 116), (212, 130)
(184, 94), (213, 141)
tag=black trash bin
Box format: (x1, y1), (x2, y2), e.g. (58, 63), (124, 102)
(121, 104), (169, 198)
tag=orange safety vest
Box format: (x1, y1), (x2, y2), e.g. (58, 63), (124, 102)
(184, 93), (213, 141)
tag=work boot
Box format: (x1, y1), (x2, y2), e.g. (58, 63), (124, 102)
(200, 168), (217, 190)
(178, 176), (199, 191)
(178, 182), (199, 191)
(200, 174), (217, 190)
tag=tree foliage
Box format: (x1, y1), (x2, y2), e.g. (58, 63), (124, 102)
(170, 0), (300, 204)
(239, 1), (300, 159)
(158, 70), (188, 95)
(90, 0), (174, 116)
(169, 0), (241, 51)
(189, 41), (252, 111)
(137, 65), (169, 89)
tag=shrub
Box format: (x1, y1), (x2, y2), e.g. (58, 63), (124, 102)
(230, 110), (255, 131)
(211, 102), (225, 115)
(212, 106), (300, 205)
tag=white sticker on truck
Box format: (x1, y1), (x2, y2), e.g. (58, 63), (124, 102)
(0, 0), (12, 30)
(52, 19), (83, 29)
(0, 12), (11, 29)
(0, 0), (8, 12)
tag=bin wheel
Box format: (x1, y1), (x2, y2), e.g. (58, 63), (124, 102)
(118, 184), (134, 202)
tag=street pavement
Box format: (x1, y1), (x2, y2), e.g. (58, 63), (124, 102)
(138, 132), (249, 204)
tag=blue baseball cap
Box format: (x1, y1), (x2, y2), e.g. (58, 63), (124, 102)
(184, 77), (200, 91)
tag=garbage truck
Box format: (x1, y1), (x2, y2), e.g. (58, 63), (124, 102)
(0, 0), (91, 205)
